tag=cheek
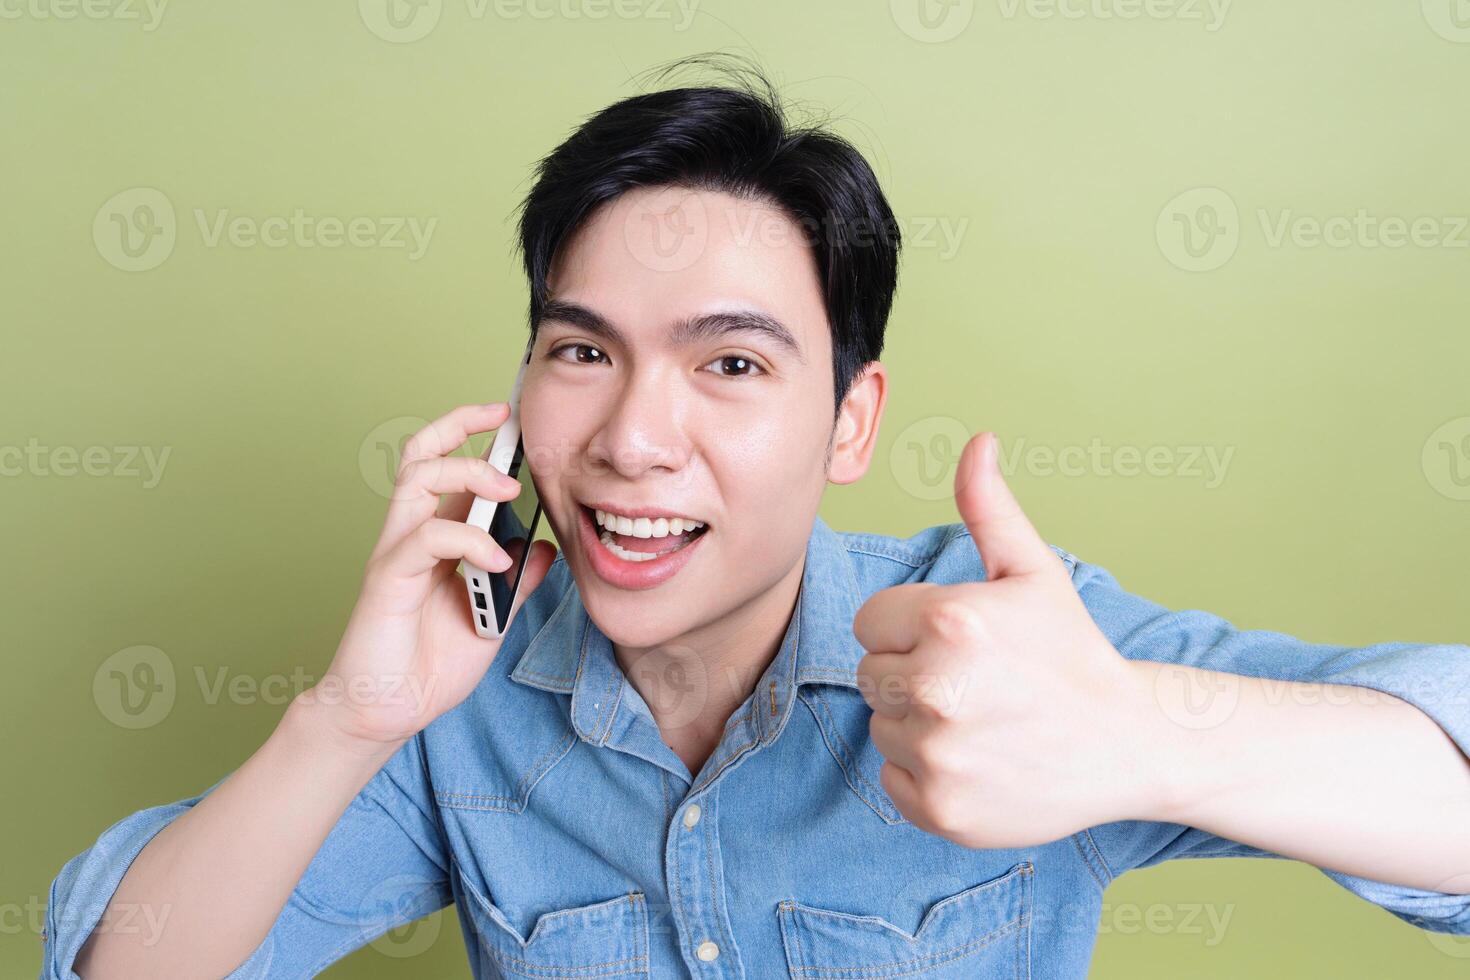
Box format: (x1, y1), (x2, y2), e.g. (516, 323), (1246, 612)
(520, 392), (588, 481)
(705, 415), (828, 514)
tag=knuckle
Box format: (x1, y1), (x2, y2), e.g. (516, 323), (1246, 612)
(926, 796), (966, 838)
(920, 597), (981, 644)
(394, 458), (423, 489)
(911, 736), (945, 774)
(399, 430), (429, 463)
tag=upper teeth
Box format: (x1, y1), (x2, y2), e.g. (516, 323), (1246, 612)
(595, 508), (706, 538)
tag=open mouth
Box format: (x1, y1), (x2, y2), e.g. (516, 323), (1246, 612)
(579, 503), (710, 563)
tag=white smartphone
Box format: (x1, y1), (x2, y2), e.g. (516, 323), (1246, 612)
(461, 345), (544, 638)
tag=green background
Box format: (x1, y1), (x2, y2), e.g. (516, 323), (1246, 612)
(4, 1), (1470, 976)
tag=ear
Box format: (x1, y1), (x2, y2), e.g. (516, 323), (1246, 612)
(826, 361), (888, 486)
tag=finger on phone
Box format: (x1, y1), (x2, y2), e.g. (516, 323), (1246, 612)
(378, 518), (510, 583)
(396, 403), (510, 475)
(376, 457), (518, 560)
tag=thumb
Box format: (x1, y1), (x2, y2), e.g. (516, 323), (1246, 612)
(955, 431), (1053, 580)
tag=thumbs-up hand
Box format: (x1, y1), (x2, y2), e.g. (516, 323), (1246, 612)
(853, 432), (1160, 849)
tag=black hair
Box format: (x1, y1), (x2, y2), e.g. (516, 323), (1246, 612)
(516, 59), (901, 422)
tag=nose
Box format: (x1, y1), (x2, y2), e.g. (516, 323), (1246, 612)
(586, 369), (695, 481)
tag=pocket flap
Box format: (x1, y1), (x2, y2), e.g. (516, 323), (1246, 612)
(456, 869), (650, 978)
(778, 861), (1033, 978)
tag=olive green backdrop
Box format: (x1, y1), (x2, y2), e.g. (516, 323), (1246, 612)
(4, 1), (1469, 976)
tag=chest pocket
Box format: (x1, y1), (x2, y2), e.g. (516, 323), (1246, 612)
(456, 868), (650, 979)
(777, 862), (1033, 979)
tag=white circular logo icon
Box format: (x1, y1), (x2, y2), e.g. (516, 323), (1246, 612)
(359, 415), (434, 499)
(890, 415), (972, 502)
(1422, 416), (1470, 501)
(1421, 0), (1470, 43)
(93, 187), (176, 273)
(891, 0), (976, 42)
(621, 190), (711, 273)
(93, 645), (176, 729)
(1152, 664), (1240, 731)
(1156, 187), (1239, 272)
(359, 0), (442, 43)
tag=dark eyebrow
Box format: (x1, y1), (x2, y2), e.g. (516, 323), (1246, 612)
(538, 300), (805, 364)
(538, 300), (629, 347)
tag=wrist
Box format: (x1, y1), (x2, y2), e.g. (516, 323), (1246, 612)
(280, 689), (410, 770)
(1117, 659), (1216, 825)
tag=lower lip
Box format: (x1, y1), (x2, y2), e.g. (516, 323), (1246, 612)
(577, 505), (708, 591)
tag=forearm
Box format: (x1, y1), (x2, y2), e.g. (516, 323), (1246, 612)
(74, 695), (407, 980)
(1133, 660), (1470, 894)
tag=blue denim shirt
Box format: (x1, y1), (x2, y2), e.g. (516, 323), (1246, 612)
(43, 516), (1470, 978)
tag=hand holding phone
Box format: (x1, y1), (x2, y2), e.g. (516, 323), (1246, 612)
(307, 357), (557, 748)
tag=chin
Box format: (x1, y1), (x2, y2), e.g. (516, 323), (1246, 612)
(581, 594), (695, 651)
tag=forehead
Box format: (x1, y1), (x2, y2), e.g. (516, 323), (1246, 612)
(546, 186), (830, 356)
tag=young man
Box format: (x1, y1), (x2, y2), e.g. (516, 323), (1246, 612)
(48, 79), (1470, 980)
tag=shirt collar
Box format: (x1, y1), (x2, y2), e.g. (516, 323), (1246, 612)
(509, 514), (866, 743)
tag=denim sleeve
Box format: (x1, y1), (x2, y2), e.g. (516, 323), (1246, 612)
(1066, 551), (1470, 936)
(41, 732), (452, 978)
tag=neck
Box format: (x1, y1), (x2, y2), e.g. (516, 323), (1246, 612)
(613, 551), (807, 770)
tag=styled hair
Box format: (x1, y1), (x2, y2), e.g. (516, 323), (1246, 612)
(516, 60), (901, 421)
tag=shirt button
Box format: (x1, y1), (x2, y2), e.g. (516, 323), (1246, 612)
(683, 804), (702, 830)
(696, 940), (719, 961)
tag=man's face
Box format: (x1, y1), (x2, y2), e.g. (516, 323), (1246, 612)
(520, 186), (841, 651)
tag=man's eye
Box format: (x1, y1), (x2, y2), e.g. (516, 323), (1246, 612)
(703, 355), (763, 378)
(550, 343), (607, 365)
